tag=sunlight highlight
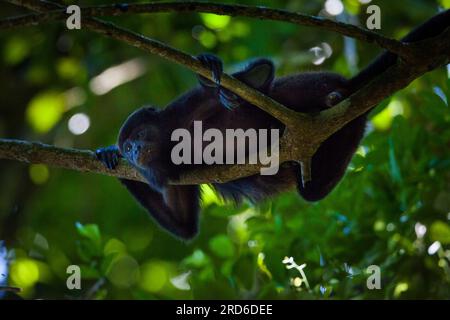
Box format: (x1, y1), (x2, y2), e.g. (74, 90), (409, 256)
(428, 241), (441, 255)
(89, 58), (147, 95)
(414, 222), (427, 239)
(325, 0), (344, 16)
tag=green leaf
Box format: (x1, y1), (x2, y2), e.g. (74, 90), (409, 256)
(182, 249), (210, 268)
(100, 252), (119, 276)
(75, 222), (102, 248)
(257, 252), (272, 279)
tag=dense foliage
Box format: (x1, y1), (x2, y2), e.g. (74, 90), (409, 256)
(0, 0), (449, 299)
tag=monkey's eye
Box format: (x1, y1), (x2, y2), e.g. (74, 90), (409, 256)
(124, 142), (132, 153)
(325, 91), (343, 107)
(137, 130), (146, 140)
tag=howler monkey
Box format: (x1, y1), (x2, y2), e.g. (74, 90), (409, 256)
(96, 10), (449, 240)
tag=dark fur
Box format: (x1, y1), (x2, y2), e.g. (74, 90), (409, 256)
(97, 10), (449, 239)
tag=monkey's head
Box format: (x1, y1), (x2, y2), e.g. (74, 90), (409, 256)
(274, 72), (350, 113)
(118, 107), (163, 168)
(312, 73), (350, 112)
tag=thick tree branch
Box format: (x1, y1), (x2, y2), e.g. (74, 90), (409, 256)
(0, 138), (291, 185)
(0, 139), (145, 182)
(1, 1), (411, 58)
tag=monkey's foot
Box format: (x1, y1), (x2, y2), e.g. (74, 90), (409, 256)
(197, 53), (241, 110)
(197, 53), (223, 87)
(95, 145), (121, 170)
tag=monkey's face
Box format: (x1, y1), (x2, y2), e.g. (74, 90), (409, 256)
(317, 76), (349, 111)
(121, 130), (159, 168)
(118, 108), (162, 168)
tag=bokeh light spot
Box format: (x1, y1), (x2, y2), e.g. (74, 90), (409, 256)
(198, 30), (217, 48)
(428, 241), (441, 255)
(68, 113), (90, 135)
(4, 36), (29, 65)
(10, 258), (40, 289)
(200, 13), (231, 30)
(140, 261), (168, 293)
(394, 282), (408, 297)
(107, 255), (140, 288)
(26, 91), (65, 133)
(325, 0), (344, 16)
(29, 164), (49, 185)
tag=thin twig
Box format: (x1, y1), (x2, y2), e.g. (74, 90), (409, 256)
(0, 286), (22, 293)
(84, 277), (105, 300)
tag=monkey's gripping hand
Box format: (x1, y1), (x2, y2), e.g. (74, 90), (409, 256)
(95, 145), (122, 170)
(197, 53), (275, 110)
(196, 53), (243, 110)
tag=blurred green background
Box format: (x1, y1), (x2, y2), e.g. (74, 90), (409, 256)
(0, 0), (450, 299)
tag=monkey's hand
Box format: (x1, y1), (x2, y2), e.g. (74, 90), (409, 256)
(196, 53), (241, 110)
(95, 145), (122, 170)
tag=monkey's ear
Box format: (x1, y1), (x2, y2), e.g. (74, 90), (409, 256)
(233, 58), (275, 91)
(215, 59), (274, 110)
(120, 179), (199, 240)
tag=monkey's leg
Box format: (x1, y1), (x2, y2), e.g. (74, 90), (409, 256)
(296, 116), (366, 201)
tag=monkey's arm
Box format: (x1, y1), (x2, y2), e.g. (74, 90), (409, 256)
(196, 53), (275, 110)
(96, 147), (199, 239)
(120, 179), (199, 240)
